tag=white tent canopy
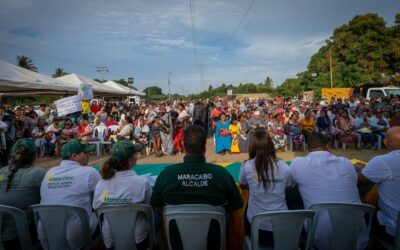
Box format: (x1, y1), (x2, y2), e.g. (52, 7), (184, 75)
(103, 80), (146, 96)
(56, 73), (126, 96)
(0, 60), (76, 95)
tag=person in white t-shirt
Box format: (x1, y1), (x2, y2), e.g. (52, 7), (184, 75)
(357, 126), (400, 244)
(290, 132), (368, 250)
(93, 139), (152, 250)
(239, 130), (292, 247)
(39, 139), (100, 250)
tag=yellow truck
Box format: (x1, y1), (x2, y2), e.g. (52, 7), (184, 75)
(321, 88), (353, 100)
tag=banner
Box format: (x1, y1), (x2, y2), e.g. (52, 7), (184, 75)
(54, 95), (82, 117)
(78, 83), (93, 100)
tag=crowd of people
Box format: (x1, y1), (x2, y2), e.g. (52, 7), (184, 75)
(0, 94), (399, 249)
(1, 94), (400, 165)
(0, 124), (399, 249)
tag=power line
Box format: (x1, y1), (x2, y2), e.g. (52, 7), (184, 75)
(219, 0), (256, 55)
(189, 0), (198, 65)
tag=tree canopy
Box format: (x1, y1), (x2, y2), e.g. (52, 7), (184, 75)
(295, 13), (400, 97)
(16, 55), (38, 72)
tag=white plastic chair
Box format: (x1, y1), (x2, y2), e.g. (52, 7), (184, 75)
(95, 204), (156, 250)
(310, 202), (375, 250)
(89, 126), (107, 157)
(245, 210), (316, 250)
(164, 204), (226, 250)
(0, 205), (33, 250)
(31, 204), (94, 250)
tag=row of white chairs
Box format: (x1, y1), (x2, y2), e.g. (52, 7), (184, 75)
(1, 203), (399, 250)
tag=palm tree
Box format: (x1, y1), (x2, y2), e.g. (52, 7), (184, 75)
(16, 55), (38, 72)
(52, 68), (68, 78)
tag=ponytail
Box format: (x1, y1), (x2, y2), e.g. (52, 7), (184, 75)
(101, 156), (130, 180)
(6, 146), (32, 192)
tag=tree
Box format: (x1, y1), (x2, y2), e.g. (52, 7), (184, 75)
(114, 79), (138, 90)
(52, 68), (68, 78)
(208, 85), (213, 92)
(264, 77), (273, 88)
(16, 55), (38, 72)
(143, 86), (163, 96)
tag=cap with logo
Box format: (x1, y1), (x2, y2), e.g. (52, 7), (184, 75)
(61, 139), (95, 158)
(110, 139), (144, 162)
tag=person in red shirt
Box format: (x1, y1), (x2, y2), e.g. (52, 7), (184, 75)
(90, 100), (101, 114)
(105, 115), (118, 127)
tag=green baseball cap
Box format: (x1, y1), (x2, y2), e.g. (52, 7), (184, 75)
(110, 139), (144, 162)
(61, 139), (95, 159)
(12, 138), (36, 158)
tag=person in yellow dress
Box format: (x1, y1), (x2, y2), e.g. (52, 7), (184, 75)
(229, 115), (241, 154)
(299, 110), (316, 143)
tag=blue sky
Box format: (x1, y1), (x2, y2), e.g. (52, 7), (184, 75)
(0, 0), (398, 94)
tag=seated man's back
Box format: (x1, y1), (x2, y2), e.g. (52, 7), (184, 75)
(290, 132), (367, 250)
(39, 140), (100, 249)
(151, 155), (242, 209)
(150, 125), (243, 250)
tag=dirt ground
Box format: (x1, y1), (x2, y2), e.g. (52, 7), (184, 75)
(35, 138), (388, 169)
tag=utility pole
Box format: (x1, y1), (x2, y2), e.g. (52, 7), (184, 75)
(329, 47), (333, 88)
(168, 71), (171, 100)
(96, 66), (108, 83)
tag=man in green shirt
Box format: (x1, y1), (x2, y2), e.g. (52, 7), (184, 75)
(151, 125), (243, 249)
(151, 125), (243, 210)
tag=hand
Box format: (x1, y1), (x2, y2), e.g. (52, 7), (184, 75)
(354, 162), (366, 172)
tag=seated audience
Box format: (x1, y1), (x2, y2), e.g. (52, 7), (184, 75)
(357, 126), (400, 244)
(151, 125), (243, 250)
(93, 140), (151, 250)
(77, 118), (93, 142)
(290, 132), (368, 250)
(38, 140), (100, 249)
(335, 109), (358, 148)
(354, 111), (376, 149)
(239, 131), (292, 247)
(0, 139), (46, 249)
(117, 116), (134, 139)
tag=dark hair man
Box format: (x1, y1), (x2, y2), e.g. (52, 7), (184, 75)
(290, 132), (368, 249)
(151, 125), (243, 249)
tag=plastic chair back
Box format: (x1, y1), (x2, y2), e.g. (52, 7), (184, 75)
(96, 204), (156, 250)
(31, 205), (92, 250)
(94, 126), (107, 141)
(164, 204), (226, 250)
(248, 210), (315, 250)
(310, 202), (375, 250)
(0, 205), (32, 250)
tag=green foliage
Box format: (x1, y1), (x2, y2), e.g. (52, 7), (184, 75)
(113, 79), (138, 90)
(143, 86), (163, 96)
(52, 68), (68, 78)
(276, 78), (303, 97)
(292, 12), (400, 98)
(189, 81), (276, 99)
(16, 55), (38, 72)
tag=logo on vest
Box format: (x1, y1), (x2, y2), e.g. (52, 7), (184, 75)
(177, 173), (212, 187)
(47, 173), (74, 188)
(101, 191), (132, 204)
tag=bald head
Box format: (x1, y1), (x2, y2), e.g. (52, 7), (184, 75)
(385, 126), (400, 150)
